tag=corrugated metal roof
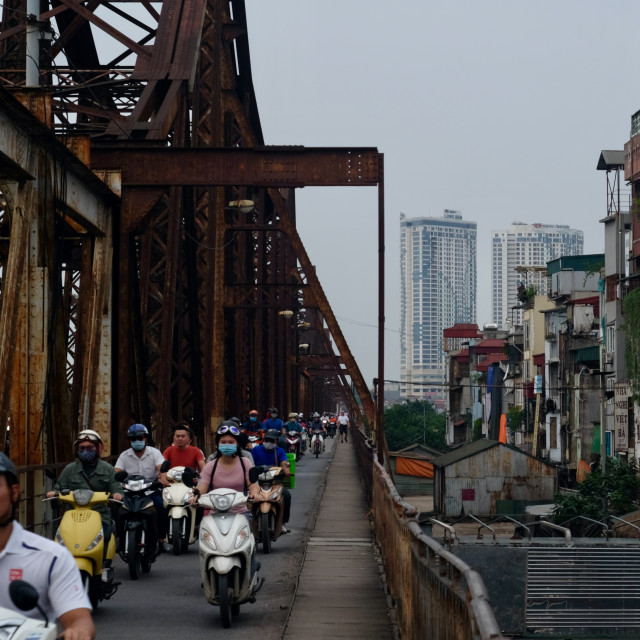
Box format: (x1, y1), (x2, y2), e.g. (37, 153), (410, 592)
(443, 323), (481, 338)
(433, 439), (499, 467)
(476, 353), (508, 371)
(433, 439), (556, 468)
(597, 150), (624, 170)
(574, 345), (600, 362)
(389, 443), (443, 460)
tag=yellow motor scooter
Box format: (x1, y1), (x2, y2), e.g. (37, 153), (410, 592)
(46, 489), (119, 608)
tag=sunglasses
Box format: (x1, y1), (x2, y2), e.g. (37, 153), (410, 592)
(129, 436), (146, 442)
(218, 425), (240, 436)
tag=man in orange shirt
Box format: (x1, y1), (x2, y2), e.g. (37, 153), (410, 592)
(159, 424), (205, 485)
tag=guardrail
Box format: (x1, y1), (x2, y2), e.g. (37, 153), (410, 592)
(352, 426), (508, 640)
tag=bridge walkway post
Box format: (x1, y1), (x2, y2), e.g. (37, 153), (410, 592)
(283, 437), (395, 639)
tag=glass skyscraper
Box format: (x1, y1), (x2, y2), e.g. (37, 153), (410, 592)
(400, 210), (477, 408)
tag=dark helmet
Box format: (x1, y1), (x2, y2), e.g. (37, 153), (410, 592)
(270, 407), (278, 414)
(264, 429), (280, 441)
(127, 423), (149, 438)
(0, 452), (18, 486)
(230, 417), (241, 426)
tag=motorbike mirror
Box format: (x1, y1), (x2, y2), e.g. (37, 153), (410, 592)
(10, 580), (50, 628)
(249, 466), (265, 483)
(9, 579), (40, 611)
(159, 460), (171, 473)
(181, 467), (197, 487)
(114, 470), (128, 482)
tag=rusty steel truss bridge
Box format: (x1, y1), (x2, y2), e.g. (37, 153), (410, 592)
(0, 0), (384, 465)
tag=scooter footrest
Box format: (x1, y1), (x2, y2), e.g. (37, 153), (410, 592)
(250, 577), (265, 600)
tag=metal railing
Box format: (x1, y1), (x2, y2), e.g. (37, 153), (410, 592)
(352, 426), (508, 640)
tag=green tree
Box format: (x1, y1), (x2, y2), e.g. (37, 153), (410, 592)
(623, 288), (640, 401)
(383, 400), (446, 451)
(507, 406), (524, 433)
(552, 458), (640, 525)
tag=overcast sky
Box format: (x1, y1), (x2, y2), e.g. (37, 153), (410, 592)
(245, 0), (638, 387)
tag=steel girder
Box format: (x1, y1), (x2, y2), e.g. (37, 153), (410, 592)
(0, 0), (379, 455)
(0, 89), (116, 462)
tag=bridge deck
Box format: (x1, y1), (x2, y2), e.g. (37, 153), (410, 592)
(284, 437), (394, 639)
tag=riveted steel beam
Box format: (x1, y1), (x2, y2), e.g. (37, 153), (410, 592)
(91, 147), (381, 187)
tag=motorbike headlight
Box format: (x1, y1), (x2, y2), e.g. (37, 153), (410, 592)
(73, 489), (94, 506)
(212, 493), (233, 511)
(182, 490), (193, 505)
(234, 525), (249, 549)
(200, 526), (217, 551)
(55, 529), (65, 545)
(126, 479), (147, 492)
(86, 528), (104, 551)
(269, 486), (283, 501)
(162, 487), (172, 503)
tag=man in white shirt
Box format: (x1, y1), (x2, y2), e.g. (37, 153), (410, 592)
(0, 452), (94, 639)
(337, 410), (350, 443)
(115, 423), (168, 552)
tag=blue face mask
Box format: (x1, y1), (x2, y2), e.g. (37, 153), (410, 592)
(218, 444), (237, 457)
(78, 449), (98, 463)
(250, 416), (257, 422)
(130, 440), (146, 451)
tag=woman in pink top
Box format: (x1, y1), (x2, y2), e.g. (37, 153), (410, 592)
(193, 422), (258, 514)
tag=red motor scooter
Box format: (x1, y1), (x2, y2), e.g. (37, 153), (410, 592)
(284, 430), (303, 461)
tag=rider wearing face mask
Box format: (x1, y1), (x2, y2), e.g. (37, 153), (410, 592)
(47, 429), (123, 544)
(115, 423), (169, 552)
(192, 422), (260, 515)
(250, 429), (292, 532)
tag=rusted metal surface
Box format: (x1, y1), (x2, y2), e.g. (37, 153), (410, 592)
(352, 427), (508, 640)
(0, 91), (117, 461)
(91, 147), (381, 187)
(0, 0), (376, 461)
(438, 445), (556, 517)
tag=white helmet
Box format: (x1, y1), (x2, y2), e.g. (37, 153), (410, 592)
(74, 429), (104, 456)
(74, 429), (103, 447)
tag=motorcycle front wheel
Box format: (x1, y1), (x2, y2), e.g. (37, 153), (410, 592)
(127, 529), (142, 580)
(171, 518), (182, 556)
(80, 570), (100, 609)
(261, 512), (271, 554)
(216, 572), (232, 628)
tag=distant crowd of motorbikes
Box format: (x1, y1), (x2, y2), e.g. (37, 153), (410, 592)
(34, 410), (345, 631)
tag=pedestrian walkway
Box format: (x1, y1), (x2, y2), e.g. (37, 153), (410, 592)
(283, 437), (394, 639)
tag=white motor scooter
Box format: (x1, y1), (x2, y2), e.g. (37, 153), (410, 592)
(162, 466), (198, 555)
(197, 489), (264, 628)
(0, 580), (57, 639)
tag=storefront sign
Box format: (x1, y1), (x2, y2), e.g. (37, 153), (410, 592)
(615, 383), (629, 452)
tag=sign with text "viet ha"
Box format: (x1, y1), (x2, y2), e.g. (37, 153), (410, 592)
(615, 383), (629, 452)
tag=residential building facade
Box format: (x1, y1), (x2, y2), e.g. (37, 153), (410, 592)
(491, 222), (584, 328)
(400, 210), (477, 408)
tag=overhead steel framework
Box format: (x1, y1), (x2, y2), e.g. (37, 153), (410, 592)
(0, 0), (383, 460)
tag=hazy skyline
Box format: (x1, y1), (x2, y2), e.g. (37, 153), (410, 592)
(246, 1), (637, 387)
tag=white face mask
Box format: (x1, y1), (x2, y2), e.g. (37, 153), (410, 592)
(263, 441), (276, 450)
